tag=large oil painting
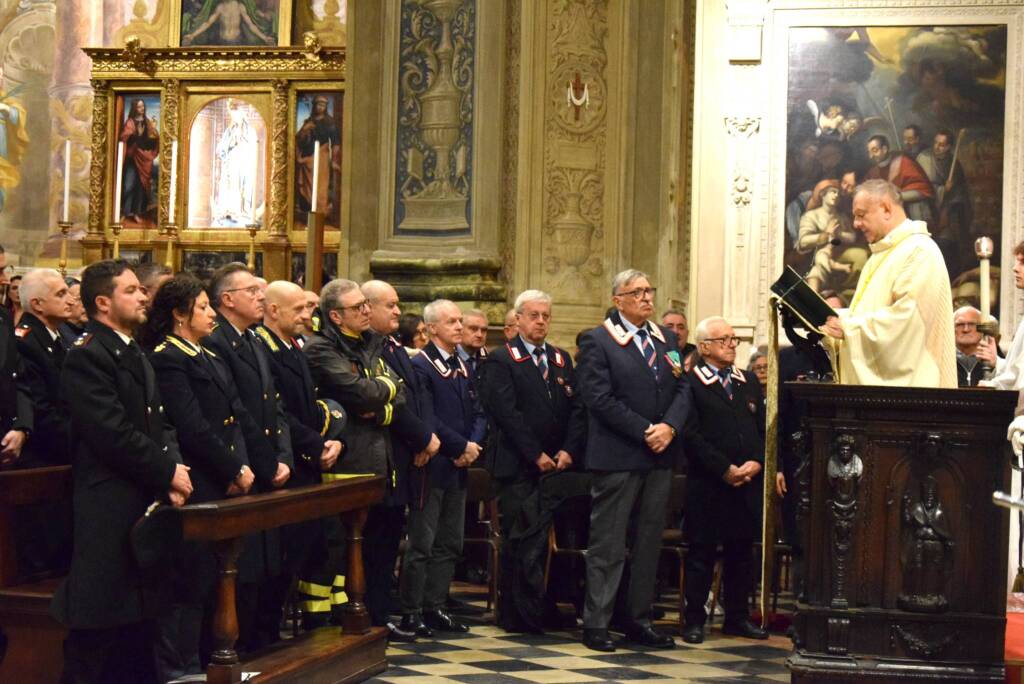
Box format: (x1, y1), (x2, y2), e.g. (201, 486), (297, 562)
(784, 26), (1006, 313)
(179, 0), (281, 47)
(294, 91), (342, 231)
(115, 93), (161, 229)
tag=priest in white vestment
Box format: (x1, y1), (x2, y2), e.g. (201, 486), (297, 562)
(822, 179), (957, 388)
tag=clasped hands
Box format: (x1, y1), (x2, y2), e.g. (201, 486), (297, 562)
(723, 460), (762, 487)
(644, 423), (675, 454)
(535, 450), (573, 474)
(413, 433), (441, 468)
(453, 440), (481, 468)
(0, 429), (26, 466)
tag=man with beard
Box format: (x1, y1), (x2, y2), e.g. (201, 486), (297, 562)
(52, 260), (192, 683)
(296, 95), (341, 215)
(863, 135), (935, 226)
(119, 99), (160, 224)
(917, 129), (972, 266)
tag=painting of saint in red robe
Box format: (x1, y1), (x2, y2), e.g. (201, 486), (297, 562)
(117, 95), (160, 227)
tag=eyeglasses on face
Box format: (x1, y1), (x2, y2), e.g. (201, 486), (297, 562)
(615, 287), (657, 300)
(224, 285), (261, 297)
(704, 335), (740, 347)
(337, 299), (370, 312)
(954, 322), (978, 330)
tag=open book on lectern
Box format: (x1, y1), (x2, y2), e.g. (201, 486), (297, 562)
(770, 266), (838, 334)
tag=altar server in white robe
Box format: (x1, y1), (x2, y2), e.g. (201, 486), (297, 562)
(821, 179), (957, 388)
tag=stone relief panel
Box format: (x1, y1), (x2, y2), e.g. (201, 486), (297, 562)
(541, 0), (608, 301)
(394, 0), (475, 236)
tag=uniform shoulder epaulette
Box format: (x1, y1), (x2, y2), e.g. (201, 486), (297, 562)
(165, 335), (198, 357)
(73, 332), (93, 347)
(255, 325), (279, 352)
(14, 326), (29, 338)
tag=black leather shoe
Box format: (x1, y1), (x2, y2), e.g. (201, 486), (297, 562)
(582, 628), (616, 652)
(681, 623), (704, 644)
(399, 614), (433, 637)
(624, 625), (675, 649)
(722, 618), (769, 640)
(423, 608), (470, 633)
(386, 621), (418, 643)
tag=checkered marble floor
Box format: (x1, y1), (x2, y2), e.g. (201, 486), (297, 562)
(367, 586), (794, 683)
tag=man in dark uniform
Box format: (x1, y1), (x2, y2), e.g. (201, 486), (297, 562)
(363, 279), (440, 640)
(477, 289), (586, 630)
(681, 315), (768, 644)
(458, 308), (489, 377)
(52, 259), (193, 684)
(255, 280), (344, 630)
(15, 268), (73, 466)
(206, 262), (293, 651)
(304, 278), (409, 638)
(402, 299), (486, 635)
(59, 276), (88, 348)
(576, 269), (690, 652)
(0, 243), (31, 465)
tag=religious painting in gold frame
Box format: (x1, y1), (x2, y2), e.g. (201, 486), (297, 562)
(113, 92), (163, 229)
(186, 95), (269, 228)
(171, 0), (294, 48)
(292, 88), (343, 232)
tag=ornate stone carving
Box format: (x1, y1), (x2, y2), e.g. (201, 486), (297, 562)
(394, 0), (475, 233)
(159, 78), (180, 225)
(88, 79), (109, 236)
(269, 79), (289, 236)
(827, 433), (862, 609)
(732, 173), (752, 206)
(898, 475), (954, 613)
(724, 115), (760, 138)
(542, 0), (608, 299)
(86, 48), (347, 76)
(303, 31), (324, 62)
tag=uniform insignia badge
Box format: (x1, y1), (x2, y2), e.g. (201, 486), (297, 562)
(664, 350), (682, 378)
(556, 376), (564, 385)
(748, 400), (757, 414)
(507, 343), (529, 362)
(14, 327), (28, 338)
(331, 409), (343, 419)
(552, 350), (565, 367)
(74, 333), (92, 347)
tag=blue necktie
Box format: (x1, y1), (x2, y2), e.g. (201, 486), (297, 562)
(637, 328), (657, 376)
(718, 367), (733, 399)
(533, 347), (549, 381)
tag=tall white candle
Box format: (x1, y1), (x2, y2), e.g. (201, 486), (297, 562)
(62, 140), (71, 223)
(113, 141), (124, 224)
(168, 140), (178, 224)
(980, 258), (991, 319)
(311, 140), (320, 213)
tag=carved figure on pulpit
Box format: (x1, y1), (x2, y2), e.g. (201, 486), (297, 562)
(213, 101), (257, 226)
(828, 434), (862, 608)
(899, 475), (954, 613)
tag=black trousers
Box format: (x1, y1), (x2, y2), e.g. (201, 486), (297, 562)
(362, 503), (406, 626)
(61, 621), (158, 684)
(683, 540), (755, 627)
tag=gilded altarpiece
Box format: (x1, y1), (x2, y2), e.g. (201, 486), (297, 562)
(81, 42), (345, 281)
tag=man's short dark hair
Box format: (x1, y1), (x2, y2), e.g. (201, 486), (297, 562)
(868, 134), (889, 150)
(134, 262), (171, 290)
(934, 129), (954, 144)
(81, 259), (132, 318)
(661, 308), (686, 321)
(1014, 240), (1024, 260)
(903, 124), (922, 138)
(209, 262), (250, 308)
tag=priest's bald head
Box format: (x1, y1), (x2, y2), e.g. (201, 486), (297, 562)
(851, 179), (907, 244)
(264, 279), (309, 340)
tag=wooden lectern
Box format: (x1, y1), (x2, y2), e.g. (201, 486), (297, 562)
(787, 383), (1014, 683)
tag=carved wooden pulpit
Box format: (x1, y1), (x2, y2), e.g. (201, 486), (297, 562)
(787, 383), (1014, 683)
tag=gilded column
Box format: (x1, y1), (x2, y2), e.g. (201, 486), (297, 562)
(269, 79), (289, 237)
(87, 78), (109, 241)
(159, 78), (179, 225)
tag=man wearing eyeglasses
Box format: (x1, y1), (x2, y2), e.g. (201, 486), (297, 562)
(576, 269), (690, 652)
(953, 306), (997, 387)
(206, 262), (294, 652)
(681, 316), (768, 644)
(304, 278), (409, 637)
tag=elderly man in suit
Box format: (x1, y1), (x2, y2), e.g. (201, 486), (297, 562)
(401, 299), (486, 635)
(52, 260), (192, 683)
(681, 316), (768, 644)
(576, 269), (690, 652)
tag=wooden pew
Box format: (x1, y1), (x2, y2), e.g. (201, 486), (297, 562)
(177, 474), (387, 684)
(0, 465), (73, 683)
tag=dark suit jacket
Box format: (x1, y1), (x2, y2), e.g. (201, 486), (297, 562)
(205, 315), (292, 485)
(412, 342), (487, 490)
(51, 321), (182, 629)
(381, 336), (434, 507)
(576, 313), (690, 471)
(15, 313), (68, 465)
(255, 325), (327, 487)
(477, 336), (586, 480)
(0, 306), (31, 436)
(682, 361), (765, 544)
(149, 334), (269, 503)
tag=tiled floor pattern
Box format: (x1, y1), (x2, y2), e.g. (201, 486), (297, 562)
(366, 586), (794, 684)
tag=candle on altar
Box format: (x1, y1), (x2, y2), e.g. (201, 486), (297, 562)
(62, 140), (71, 223)
(311, 140), (320, 213)
(168, 140), (178, 224)
(975, 237), (994, 318)
(113, 141), (125, 224)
